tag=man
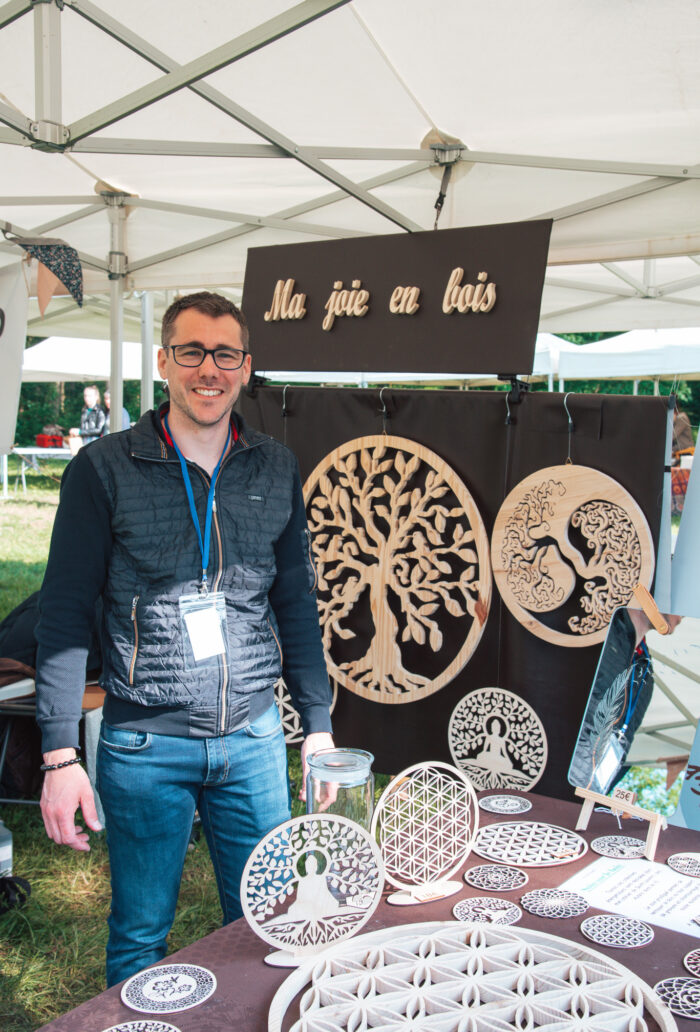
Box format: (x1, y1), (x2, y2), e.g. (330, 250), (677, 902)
(36, 292), (333, 986)
(101, 389), (131, 433)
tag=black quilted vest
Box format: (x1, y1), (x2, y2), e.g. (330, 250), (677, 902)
(86, 410), (295, 733)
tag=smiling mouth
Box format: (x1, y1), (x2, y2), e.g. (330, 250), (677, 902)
(193, 387), (223, 397)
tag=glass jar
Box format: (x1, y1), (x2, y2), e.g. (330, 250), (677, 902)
(306, 748), (375, 830)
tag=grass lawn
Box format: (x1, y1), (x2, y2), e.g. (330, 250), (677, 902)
(0, 462), (336, 1030)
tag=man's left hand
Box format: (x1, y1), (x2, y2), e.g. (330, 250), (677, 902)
(300, 731), (335, 807)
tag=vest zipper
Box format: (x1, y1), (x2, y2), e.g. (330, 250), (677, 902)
(211, 494), (229, 734)
(304, 527), (317, 593)
(129, 594), (140, 685)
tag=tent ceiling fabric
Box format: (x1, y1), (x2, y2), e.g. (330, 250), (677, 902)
(1, 0), (699, 336)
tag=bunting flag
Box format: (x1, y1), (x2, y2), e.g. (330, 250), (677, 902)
(5, 233), (83, 310)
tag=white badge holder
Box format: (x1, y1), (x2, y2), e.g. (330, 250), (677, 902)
(178, 591), (228, 668)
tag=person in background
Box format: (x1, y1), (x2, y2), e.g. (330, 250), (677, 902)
(101, 389), (131, 434)
(69, 385), (106, 445)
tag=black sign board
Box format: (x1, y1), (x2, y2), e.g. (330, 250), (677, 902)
(241, 219), (552, 375)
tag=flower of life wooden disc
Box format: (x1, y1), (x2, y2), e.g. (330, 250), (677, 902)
(479, 794), (533, 815)
(268, 921), (678, 1032)
(684, 948), (700, 978)
(521, 888), (589, 919)
(491, 464), (655, 647)
(448, 687), (547, 791)
(240, 813), (383, 959)
(302, 435), (492, 703)
(473, 821), (588, 867)
(581, 914), (654, 950)
(370, 762), (479, 892)
(274, 678), (338, 746)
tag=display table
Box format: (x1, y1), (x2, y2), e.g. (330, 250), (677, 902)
(1, 446), (73, 498)
(37, 792), (700, 1031)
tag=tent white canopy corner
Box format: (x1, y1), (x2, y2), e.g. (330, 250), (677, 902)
(557, 328), (700, 386)
(1, 0), (699, 420)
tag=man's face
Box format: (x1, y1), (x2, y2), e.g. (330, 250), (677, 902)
(84, 387), (99, 408)
(157, 310), (251, 431)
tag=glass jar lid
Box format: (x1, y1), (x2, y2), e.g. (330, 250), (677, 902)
(307, 748), (374, 787)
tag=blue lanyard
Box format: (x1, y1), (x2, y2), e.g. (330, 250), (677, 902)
(621, 640), (650, 735)
(164, 414), (231, 592)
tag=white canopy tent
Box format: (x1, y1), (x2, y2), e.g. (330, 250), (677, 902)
(19, 331), (571, 388)
(557, 328), (700, 387)
(21, 335), (160, 383)
(1, 0), (699, 427)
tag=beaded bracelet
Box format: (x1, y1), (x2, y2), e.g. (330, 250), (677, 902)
(40, 756), (82, 772)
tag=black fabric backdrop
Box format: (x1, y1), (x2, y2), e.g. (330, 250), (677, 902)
(238, 386), (670, 799)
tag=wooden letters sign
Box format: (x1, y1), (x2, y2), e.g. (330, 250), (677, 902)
(241, 220), (552, 375)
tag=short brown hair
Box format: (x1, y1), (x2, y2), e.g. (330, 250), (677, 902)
(161, 291), (249, 350)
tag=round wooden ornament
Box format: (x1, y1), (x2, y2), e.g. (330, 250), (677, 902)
(303, 435), (491, 703)
(371, 761), (479, 905)
(240, 813), (384, 967)
(491, 464), (655, 647)
(448, 686), (547, 791)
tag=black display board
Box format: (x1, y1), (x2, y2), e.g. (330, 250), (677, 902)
(242, 221), (552, 375)
(239, 386), (668, 799)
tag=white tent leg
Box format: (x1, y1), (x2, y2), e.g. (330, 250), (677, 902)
(107, 201), (127, 433)
(140, 291), (154, 414)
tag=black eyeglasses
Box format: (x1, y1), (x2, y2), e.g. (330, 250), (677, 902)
(167, 344), (248, 370)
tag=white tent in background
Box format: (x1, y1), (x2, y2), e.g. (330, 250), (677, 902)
(19, 332), (568, 389)
(1, 1), (699, 427)
(558, 328), (700, 384)
(21, 336), (160, 383)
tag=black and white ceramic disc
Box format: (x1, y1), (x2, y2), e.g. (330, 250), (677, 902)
(653, 976), (700, 1019)
(520, 888), (589, 919)
(101, 1023), (182, 1032)
(668, 852), (700, 878)
(121, 964), (216, 1014)
(464, 864), (529, 892)
(590, 835), (646, 859)
(478, 795), (532, 815)
(580, 914), (653, 949)
(685, 949), (700, 978)
(452, 896), (521, 925)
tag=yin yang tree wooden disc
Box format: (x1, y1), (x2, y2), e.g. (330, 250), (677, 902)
(491, 464), (654, 647)
(303, 435), (492, 703)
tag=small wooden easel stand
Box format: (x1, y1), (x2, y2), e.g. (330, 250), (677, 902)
(575, 581), (671, 862)
(574, 786), (668, 861)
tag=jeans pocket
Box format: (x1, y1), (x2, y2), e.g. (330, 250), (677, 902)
(99, 723), (152, 753)
(243, 703), (283, 739)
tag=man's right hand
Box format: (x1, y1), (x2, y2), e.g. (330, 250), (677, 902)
(40, 749), (103, 852)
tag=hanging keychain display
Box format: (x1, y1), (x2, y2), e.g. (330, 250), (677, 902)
(491, 395), (655, 647)
(165, 414), (231, 669)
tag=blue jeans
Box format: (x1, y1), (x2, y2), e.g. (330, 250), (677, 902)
(96, 703), (290, 987)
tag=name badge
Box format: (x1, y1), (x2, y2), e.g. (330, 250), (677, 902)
(178, 592), (228, 667)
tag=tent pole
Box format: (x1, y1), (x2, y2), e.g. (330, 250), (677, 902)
(140, 291), (154, 414)
(107, 198), (127, 433)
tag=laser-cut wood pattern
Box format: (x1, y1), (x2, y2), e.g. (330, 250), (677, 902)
(268, 922), (678, 1032)
(448, 687), (547, 791)
(303, 435), (491, 703)
(274, 677), (338, 746)
(240, 813), (383, 965)
(491, 465), (655, 647)
(371, 762), (479, 901)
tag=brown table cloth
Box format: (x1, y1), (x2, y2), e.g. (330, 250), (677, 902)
(39, 792), (700, 1032)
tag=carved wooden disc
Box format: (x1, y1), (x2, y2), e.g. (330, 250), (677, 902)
(274, 677), (338, 746)
(303, 435), (492, 703)
(491, 464), (655, 647)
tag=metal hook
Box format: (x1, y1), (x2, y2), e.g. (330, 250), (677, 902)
(379, 387), (390, 436)
(282, 384), (290, 446)
(563, 391), (575, 464)
(504, 391), (513, 426)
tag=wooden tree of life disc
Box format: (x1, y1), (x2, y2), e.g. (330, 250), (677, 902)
(491, 464), (655, 648)
(303, 436), (492, 704)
